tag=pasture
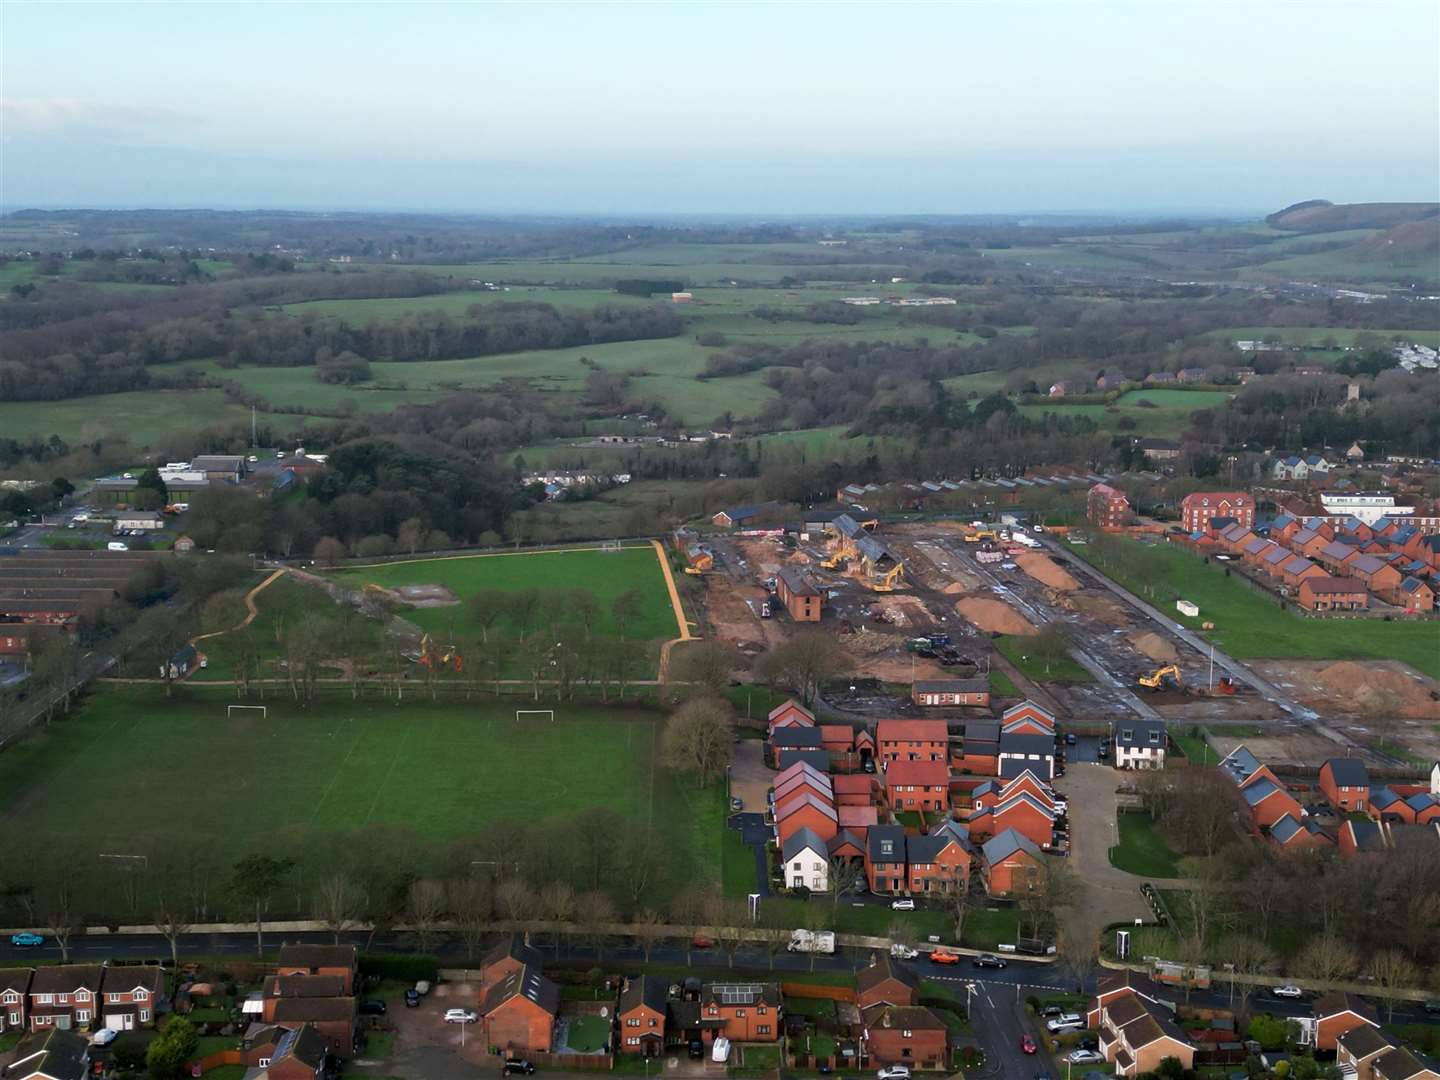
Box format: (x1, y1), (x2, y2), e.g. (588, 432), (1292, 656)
(1115, 388), (1231, 407)
(0, 389), (307, 446)
(1078, 539), (1440, 679)
(329, 544), (680, 641)
(0, 686), (721, 908)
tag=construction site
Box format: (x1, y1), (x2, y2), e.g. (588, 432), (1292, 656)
(687, 513), (1440, 765)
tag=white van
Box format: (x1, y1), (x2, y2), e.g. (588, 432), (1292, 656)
(107, 541), (129, 552)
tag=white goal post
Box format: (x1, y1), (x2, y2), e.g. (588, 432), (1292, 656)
(227, 704), (268, 719)
(600, 539), (623, 553)
(515, 709), (556, 724)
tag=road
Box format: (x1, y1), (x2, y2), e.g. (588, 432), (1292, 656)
(1, 930), (1431, 1028)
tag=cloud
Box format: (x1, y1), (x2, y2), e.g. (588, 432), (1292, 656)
(0, 98), (196, 138)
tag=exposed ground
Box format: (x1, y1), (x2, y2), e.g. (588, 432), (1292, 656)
(1014, 552), (1079, 591)
(1204, 723), (1387, 768)
(954, 596), (1035, 635)
(1129, 631), (1178, 663)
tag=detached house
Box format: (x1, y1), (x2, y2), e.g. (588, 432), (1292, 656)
(99, 966), (164, 1031)
(877, 719), (949, 764)
(767, 699), (815, 735)
(693, 982), (781, 1043)
(885, 759), (950, 812)
(1113, 719), (1167, 769)
(1095, 992), (1196, 1077)
(782, 828), (831, 891)
(856, 955), (920, 1009)
(906, 823), (974, 895)
(276, 944), (357, 995)
(862, 1005), (948, 1070)
(1372, 1047), (1440, 1080)
(967, 790), (1055, 848)
(1086, 971), (1170, 1031)
(480, 935), (546, 994)
(911, 679), (989, 707)
(980, 829), (1045, 897)
(1319, 757), (1370, 813)
(1000, 701), (1056, 735)
(480, 965), (560, 1054)
(998, 732), (1056, 780)
(1306, 991), (1379, 1052)
(618, 976), (668, 1057)
(1268, 813), (1332, 851)
(247, 1023), (330, 1080)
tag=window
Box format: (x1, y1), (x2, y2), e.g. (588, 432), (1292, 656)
(649, 1018), (657, 1027)
(9, 1011), (19, 1024)
(758, 1025), (770, 1035)
(35, 995), (52, 1005)
(758, 1008), (767, 1016)
(140, 1009), (150, 1022)
(903, 1029), (912, 1037)
(736, 1009), (746, 1017)
(259, 1058), (271, 1068)
(135, 991), (147, 1001)
(709, 1008), (719, 1016)
(76, 1010), (90, 1022)
(627, 1038), (639, 1046)
(109, 994), (121, 1003)
(627, 1018), (639, 1027)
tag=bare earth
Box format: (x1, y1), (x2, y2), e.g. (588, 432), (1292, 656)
(1015, 552), (1080, 591)
(954, 596), (1036, 635)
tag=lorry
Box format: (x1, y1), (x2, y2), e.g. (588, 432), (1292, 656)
(787, 929), (836, 954)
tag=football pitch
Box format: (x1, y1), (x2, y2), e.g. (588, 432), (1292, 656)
(0, 687), (719, 905)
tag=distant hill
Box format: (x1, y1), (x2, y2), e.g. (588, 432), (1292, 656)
(1267, 200), (1440, 233)
(1350, 218), (1440, 262)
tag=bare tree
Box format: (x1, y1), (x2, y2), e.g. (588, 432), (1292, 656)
(449, 877), (493, 963)
(1296, 933), (1358, 984)
(153, 897), (194, 970)
(676, 640), (738, 696)
(1369, 950), (1420, 1021)
(495, 879), (533, 924)
(539, 880), (576, 952)
(759, 629), (843, 705)
(1217, 935), (1275, 1011)
(406, 879), (447, 953)
(315, 872), (365, 943)
(579, 890), (618, 961)
(660, 696), (734, 786)
(630, 908), (664, 962)
(828, 858), (862, 915)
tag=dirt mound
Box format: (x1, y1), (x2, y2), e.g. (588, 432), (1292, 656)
(1015, 552), (1079, 591)
(1066, 593), (1130, 626)
(942, 581), (968, 595)
(955, 597), (1035, 635)
(1317, 661), (1440, 719)
(393, 583), (460, 607)
(1129, 631), (1178, 663)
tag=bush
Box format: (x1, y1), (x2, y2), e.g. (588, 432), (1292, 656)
(359, 953), (438, 982)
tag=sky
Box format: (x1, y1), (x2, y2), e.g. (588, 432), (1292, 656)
(3, 0), (1438, 216)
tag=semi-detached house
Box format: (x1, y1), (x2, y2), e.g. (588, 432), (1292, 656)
(1095, 992), (1196, 1077)
(884, 759), (949, 812)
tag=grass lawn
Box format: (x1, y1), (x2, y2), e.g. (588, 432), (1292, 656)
(722, 827), (758, 899)
(565, 1015), (611, 1052)
(0, 389), (307, 446)
(0, 1031), (21, 1053)
(994, 635), (1094, 684)
(785, 996), (838, 1020)
(1114, 388), (1230, 407)
(0, 685), (718, 912)
(1110, 813), (1183, 879)
(989, 669), (1020, 697)
(1171, 732), (1215, 765)
(331, 545), (678, 641)
(194, 1035), (241, 1058)
(1079, 538), (1440, 679)
(364, 1031), (397, 1058)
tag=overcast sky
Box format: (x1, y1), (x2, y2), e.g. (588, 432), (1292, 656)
(4, 0), (1438, 216)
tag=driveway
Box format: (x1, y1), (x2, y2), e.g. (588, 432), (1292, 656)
(1052, 763), (1154, 950)
(729, 739), (771, 812)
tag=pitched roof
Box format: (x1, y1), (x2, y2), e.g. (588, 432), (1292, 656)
(6, 1028), (90, 1080)
(884, 759), (949, 787)
(483, 934), (544, 971)
(1001, 701), (1056, 726)
(1281, 555), (1316, 575)
(700, 982), (780, 1007)
(28, 965), (103, 994)
(1115, 719), (1167, 748)
(783, 826), (829, 861)
(776, 791), (838, 823)
(982, 828), (1044, 865)
(1344, 818), (1387, 852)
(1313, 990), (1378, 1023)
(776, 748), (832, 771)
(832, 774), (875, 796)
(1303, 576), (1366, 595)
(913, 678), (989, 694)
(1323, 757), (1369, 787)
(990, 791), (1057, 821)
(860, 1004), (947, 1031)
(1094, 970), (1164, 1001)
(1242, 777), (1288, 807)
(838, 805), (878, 829)
(480, 964), (560, 1017)
(867, 824), (906, 862)
(964, 720), (1000, 743)
(264, 974), (346, 998)
(0, 967), (32, 995)
(270, 1023), (330, 1070)
(277, 943), (357, 970)
(1373, 1045), (1430, 1079)
(907, 829), (971, 863)
(855, 954), (921, 997)
(272, 996), (357, 1023)
(1336, 1024), (1397, 1060)
(828, 830), (867, 857)
(767, 699), (815, 725)
(775, 759), (829, 788)
(876, 718), (949, 743)
(1219, 745), (1263, 785)
(1000, 732), (1055, 756)
(770, 726), (825, 748)
(777, 567), (819, 597)
(619, 975), (669, 1017)
(1369, 787), (1404, 810)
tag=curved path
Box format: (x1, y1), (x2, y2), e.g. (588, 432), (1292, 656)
(188, 567), (286, 649)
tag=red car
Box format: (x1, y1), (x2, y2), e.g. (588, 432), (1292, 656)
(1021, 1035), (1037, 1055)
(928, 950), (960, 965)
(692, 934), (715, 949)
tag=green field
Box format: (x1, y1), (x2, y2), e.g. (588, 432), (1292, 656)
(330, 545), (679, 641)
(1110, 813), (1183, 878)
(1081, 539), (1440, 678)
(1115, 388), (1231, 407)
(0, 389), (307, 446)
(994, 635), (1094, 684)
(0, 686), (719, 907)
(1017, 398), (1217, 436)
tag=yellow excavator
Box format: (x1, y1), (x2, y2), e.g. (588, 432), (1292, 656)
(418, 633), (463, 672)
(1137, 664), (1183, 692)
(821, 553), (847, 570)
(870, 564), (905, 593)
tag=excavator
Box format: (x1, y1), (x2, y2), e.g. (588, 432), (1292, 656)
(821, 552), (847, 570)
(1137, 664), (1183, 692)
(417, 632), (463, 672)
(870, 564), (905, 593)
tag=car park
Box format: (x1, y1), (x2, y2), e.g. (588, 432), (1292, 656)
(973, 953), (1006, 968)
(444, 1009), (478, 1024)
(10, 932), (43, 947)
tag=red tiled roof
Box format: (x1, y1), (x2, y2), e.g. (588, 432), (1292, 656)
(876, 719), (949, 743)
(885, 759), (950, 787)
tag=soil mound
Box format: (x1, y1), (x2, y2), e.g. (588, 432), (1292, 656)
(1317, 661), (1440, 718)
(1066, 593), (1129, 626)
(955, 597), (1036, 635)
(1016, 552), (1080, 591)
(1130, 631), (1178, 663)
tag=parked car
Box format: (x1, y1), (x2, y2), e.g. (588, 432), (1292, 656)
(1039, 1005), (1064, 1018)
(90, 1029), (119, 1047)
(688, 1040), (705, 1059)
(730, 797), (743, 811)
(973, 954), (1006, 969)
(712, 1036), (731, 1064)
(1046, 1015), (1085, 1034)
(1065, 733), (1077, 745)
(1425, 1000), (1440, 1015)
(1273, 985), (1304, 999)
(414, 980), (431, 996)
(928, 950), (960, 965)
(444, 1009), (478, 1024)
(1020, 1034), (1037, 1054)
(877, 1068), (911, 1080)
(9, 932), (43, 947)
(692, 934), (715, 949)
(890, 944), (919, 959)
(891, 899), (916, 910)
(359, 1000), (387, 1016)
(404, 989), (420, 1008)
(502, 1061), (536, 1075)
(1067, 1049), (1104, 1065)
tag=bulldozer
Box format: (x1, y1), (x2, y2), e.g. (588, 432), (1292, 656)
(1137, 664), (1183, 692)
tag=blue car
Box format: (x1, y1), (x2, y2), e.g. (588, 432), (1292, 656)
(10, 932), (44, 947)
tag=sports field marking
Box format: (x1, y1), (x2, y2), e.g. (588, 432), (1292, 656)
(347, 542), (651, 571)
(307, 718), (361, 825)
(361, 719), (415, 826)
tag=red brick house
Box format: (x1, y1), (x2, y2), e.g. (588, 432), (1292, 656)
(1372, 1047), (1440, 1080)
(906, 823), (974, 895)
(970, 771), (1053, 812)
(776, 568), (822, 622)
(1268, 813), (1333, 851)
(1181, 492), (1255, 534)
(1320, 757), (1370, 813)
(1336, 1025), (1400, 1080)
(4, 1028), (91, 1080)
(480, 965), (560, 1054)
(1397, 577), (1435, 612)
(1086, 971), (1169, 1031)
(775, 791), (839, 845)
(247, 1023), (329, 1079)
(1000, 701), (1055, 735)
(27, 965), (102, 1032)
(774, 764), (832, 808)
(1311, 991), (1379, 1051)
(980, 829), (1045, 897)
(1088, 483), (1131, 530)
(819, 724), (858, 756)
(911, 679), (989, 707)
(267, 997), (356, 1060)
(966, 790), (1055, 848)
(856, 954), (920, 1009)
(276, 944), (357, 995)
(876, 719), (949, 764)
(1096, 993), (1196, 1077)
(480, 936), (546, 995)
(1241, 774), (1304, 829)
(1348, 555), (1402, 593)
(957, 721), (999, 775)
(1280, 555), (1327, 588)
(618, 976), (668, 1056)
(693, 982), (781, 1042)
(99, 966), (164, 1031)
(865, 825), (908, 893)
(1, 968), (30, 1034)
(767, 699), (816, 734)
(1299, 576), (1369, 611)
(862, 1005), (948, 1069)
(833, 773), (878, 807)
(885, 759), (949, 812)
